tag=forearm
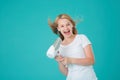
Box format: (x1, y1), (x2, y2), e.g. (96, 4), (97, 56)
(58, 62), (68, 76)
(69, 57), (94, 66)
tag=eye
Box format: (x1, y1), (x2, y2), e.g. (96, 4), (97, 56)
(58, 25), (63, 28)
(66, 23), (70, 26)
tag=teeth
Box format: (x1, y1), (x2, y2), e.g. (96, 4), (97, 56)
(64, 30), (70, 33)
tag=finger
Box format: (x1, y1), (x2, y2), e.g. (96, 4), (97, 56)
(55, 55), (59, 59)
(59, 55), (64, 58)
(59, 57), (65, 61)
(56, 54), (62, 57)
(55, 57), (63, 62)
(59, 59), (63, 62)
(61, 61), (66, 65)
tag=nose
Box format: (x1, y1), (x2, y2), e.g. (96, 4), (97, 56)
(64, 26), (68, 30)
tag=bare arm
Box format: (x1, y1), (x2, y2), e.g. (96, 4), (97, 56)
(55, 56), (68, 76)
(58, 62), (68, 76)
(62, 44), (95, 66)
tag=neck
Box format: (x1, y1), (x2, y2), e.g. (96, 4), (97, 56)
(64, 34), (76, 41)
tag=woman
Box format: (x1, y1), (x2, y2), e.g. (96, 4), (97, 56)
(48, 14), (98, 80)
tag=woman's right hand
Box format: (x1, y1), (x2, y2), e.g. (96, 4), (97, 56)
(55, 55), (64, 62)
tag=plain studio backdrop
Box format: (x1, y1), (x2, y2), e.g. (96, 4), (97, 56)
(0, 0), (120, 80)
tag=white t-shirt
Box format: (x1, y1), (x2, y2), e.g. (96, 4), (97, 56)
(59, 34), (97, 80)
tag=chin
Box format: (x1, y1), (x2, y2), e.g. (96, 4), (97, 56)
(63, 33), (73, 38)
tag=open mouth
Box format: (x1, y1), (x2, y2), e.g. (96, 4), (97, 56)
(64, 30), (70, 35)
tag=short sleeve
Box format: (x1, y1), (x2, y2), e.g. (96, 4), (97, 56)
(80, 34), (92, 48)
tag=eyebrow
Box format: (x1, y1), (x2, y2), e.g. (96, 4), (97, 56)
(58, 21), (70, 26)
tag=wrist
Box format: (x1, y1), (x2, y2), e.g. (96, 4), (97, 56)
(67, 57), (72, 64)
(58, 62), (65, 66)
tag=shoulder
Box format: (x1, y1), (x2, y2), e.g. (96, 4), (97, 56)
(77, 34), (91, 43)
(77, 34), (88, 39)
(75, 34), (89, 43)
(77, 34), (92, 48)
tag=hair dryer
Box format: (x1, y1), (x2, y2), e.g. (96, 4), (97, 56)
(46, 37), (62, 59)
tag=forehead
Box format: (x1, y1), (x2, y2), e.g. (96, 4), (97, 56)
(57, 19), (71, 25)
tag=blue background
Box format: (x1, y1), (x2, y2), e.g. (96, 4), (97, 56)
(0, 0), (120, 80)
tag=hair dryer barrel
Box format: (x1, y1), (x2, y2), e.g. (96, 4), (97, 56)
(46, 38), (62, 58)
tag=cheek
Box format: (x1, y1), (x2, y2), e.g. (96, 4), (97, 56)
(69, 25), (73, 30)
(58, 28), (63, 32)
(70, 24), (73, 28)
(67, 24), (73, 29)
(57, 27), (62, 31)
(60, 28), (64, 32)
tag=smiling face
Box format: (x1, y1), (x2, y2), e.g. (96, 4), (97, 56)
(48, 14), (77, 40)
(57, 19), (74, 38)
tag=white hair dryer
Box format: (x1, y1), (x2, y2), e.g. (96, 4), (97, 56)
(46, 38), (62, 59)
